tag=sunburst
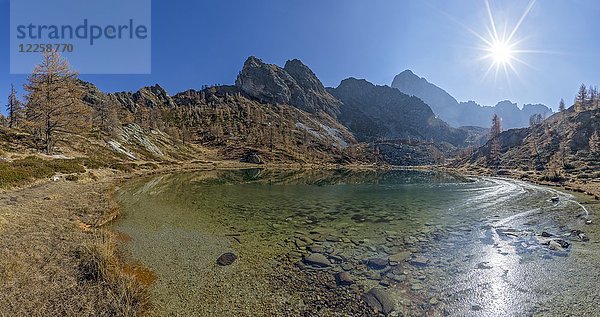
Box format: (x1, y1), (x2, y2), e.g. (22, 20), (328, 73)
(478, 0), (537, 82)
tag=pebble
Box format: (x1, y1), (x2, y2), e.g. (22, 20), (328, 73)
(386, 273), (406, 283)
(389, 252), (411, 265)
(365, 271), (382, 280)
(335, 271), (354, 286)
(341, 263), (354, 271)
(577, 232), (589, 242)
(411, 283), (423, 291)
(303, 253), (332, 268)
(295, 239), (309, 248)
(410, 256), (429, 267)
(326, 235), (341, 242)
(216, 252), (237, 266)
(307, 245), (325, 253)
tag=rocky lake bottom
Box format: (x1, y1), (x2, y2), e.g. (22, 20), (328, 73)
(113, 169), (600, 316)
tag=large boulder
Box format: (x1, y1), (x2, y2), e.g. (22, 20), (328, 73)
(240, 152), (263, 164)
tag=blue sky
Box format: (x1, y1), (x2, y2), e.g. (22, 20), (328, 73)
(1, 0), (599, 115)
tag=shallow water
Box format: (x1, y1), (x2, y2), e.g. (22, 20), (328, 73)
(114, 169), (600, 316)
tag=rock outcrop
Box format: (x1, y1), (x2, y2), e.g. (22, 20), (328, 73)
(235, 56), (340, 117)
(113, 84), (176, 112)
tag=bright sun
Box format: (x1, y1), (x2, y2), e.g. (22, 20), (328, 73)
(471, 0), (539, 81)
(489, 40), (513, 65)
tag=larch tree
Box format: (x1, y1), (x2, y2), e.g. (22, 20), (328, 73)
(529, 113), (543, 127)
(590, 86), (599, 109)
(575, 84), (587, 112)
(489, 114), (502, 166)
(95, 99), (120, 137)
(590, 130), (600, 155)
(6, 84), (24, 128)
(558, 98), (566, 112)
(24, 50), (91, 154)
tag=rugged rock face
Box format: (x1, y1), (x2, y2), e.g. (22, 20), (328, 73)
(235, 56), (340, 116)
(76, 77), (358, 165)
(113, 84), (176, 112)
(391, 69), (553, 129)
(329, 78), (468, 146)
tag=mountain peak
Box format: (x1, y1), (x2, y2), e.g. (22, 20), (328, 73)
(391, 70), (461, 126)
(235, 56), (340, 116)
(330, 77), (468, 145)
(392, 70), (552, 129)
(397, 69), (417, 77)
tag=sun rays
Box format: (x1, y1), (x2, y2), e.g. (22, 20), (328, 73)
(478, 0), (537, 83)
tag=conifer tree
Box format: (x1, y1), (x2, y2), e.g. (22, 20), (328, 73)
(575, 84), (587, 112)
(489, 114), (502, 166)
(590, 130), (600, 155)
(558, 98), (565, 112)
(6, 84), (24, 128)
(24, 51), (91, 153)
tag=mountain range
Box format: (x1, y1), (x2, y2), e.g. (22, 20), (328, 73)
(67, 56), (488, 166)
(1, 53), (598, 194)
(391, 70), (553, 129)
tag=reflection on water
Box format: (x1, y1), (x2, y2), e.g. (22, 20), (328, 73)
(114, 169), (599, 316)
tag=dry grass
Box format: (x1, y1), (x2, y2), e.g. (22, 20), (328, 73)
(74, 233), (153, 316)
(0, 180), (152, 316)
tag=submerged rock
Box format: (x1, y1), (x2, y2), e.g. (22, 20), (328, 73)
(303, 253), (332, 268)
(367, 258), (388, 270)
(572, 230), (589, 242)
(388, 252), (410, 266)
(216, 252), (238, 266)
(386, 273), (406, 283)
(549, 240), (567, 252)
(476, 262), (493, 270)
(335, 271), (354, 286)
(307, 245), (325, 253)
(363, 288), (396, 315)
(410, 256), (429, 267)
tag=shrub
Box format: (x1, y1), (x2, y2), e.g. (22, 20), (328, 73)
(0, 156), (85, 188)
(541, 170), (566, 182)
